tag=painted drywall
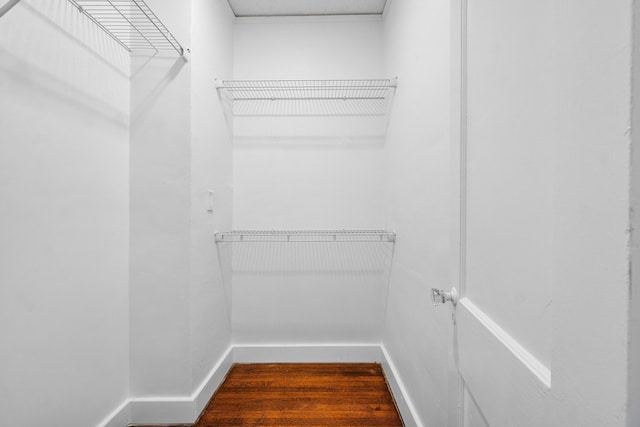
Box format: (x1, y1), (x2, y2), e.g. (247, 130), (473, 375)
(629, 2), (640, 425)
(129, 0), (236, 408)
(129, 0), (193, 398)
(381, 0), (452, 426)
(189, 0), (235, 393)
(230, 17), (390, 344)
(129, 55), (192, 397)
(0, 0), (130, 425)
(230, 241), (394, 343)
(232, 17), (387, 229)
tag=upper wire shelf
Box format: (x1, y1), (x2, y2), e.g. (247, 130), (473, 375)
(215, 230), (397, 243)
(216, 79), (397, 101)
(215, 79), (397, 116)
(67, 0), (184, 55)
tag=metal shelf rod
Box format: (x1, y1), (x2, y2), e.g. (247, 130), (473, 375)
(235, 97), (387, 101)
(215, 230), (397, 243)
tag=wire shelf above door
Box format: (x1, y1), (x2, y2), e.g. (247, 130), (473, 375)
(215, 230), (397, 243)
(215, 78), (397, 116)
(67, 0), (184, 55)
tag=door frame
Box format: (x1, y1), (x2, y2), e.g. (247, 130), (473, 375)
(448, 0), (466, 424)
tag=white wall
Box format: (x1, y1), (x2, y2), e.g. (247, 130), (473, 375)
(129, 0), (233, 404)
(129, 22), (192, 399)
(0, 0), (130, 425)
(1, 0), (235, 422)
(381, 0), (452, 425)
(232, 17), (386, 230)
(189, 0), (235, 392)
(129, 52), (192, 396)
(230, 17), (391, 344)
(629, 2), (640, 425)
(129, 0), (235, 409)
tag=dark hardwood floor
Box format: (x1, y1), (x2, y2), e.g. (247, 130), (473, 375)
(194, 363), (404, 426)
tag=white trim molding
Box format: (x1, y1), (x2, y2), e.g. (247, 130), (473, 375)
(232, 343), (383, 363)
(118, 347), (233, 426)
(193, 348), (235, 418)
(460, 298), (551, 387)
(129, 398), (194, 425)
(99, 399), (130, 427)
(380, 346), (422, 427)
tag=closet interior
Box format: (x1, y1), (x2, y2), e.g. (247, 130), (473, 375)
(3, 1), (634, 427)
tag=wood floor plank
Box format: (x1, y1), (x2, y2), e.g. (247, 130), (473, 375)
(134, 363), (404, 427)
(198, 363), (403, 426)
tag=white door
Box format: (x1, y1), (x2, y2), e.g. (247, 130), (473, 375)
(447, 1), (631, 427)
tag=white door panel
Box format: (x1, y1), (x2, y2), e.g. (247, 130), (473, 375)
(450, 0), (631, 426)
(451, 0), (555, 426)
(464, 0), (553, 369)
(457, 299), (550, 427)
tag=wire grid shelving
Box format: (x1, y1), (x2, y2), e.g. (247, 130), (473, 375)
(215, 230), (397, 243)
(67, 0), (184, 55)
(215, 79), (397, 116)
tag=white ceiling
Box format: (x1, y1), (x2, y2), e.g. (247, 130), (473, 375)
(227, 0), (389, 17)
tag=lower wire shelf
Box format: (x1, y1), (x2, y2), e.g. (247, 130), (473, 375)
(214, 230), (396, 243)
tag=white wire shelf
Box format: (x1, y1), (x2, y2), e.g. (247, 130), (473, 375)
(215, 79), (397, 116)
(67, 0), (184, 55)
(215, 230), (397, 243)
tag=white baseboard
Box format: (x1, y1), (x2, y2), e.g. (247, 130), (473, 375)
(129, 398), (194, 425)
(123, 347), (233, 426)
(232, 343), (383, 363)
(100, 344), (418, 427)
(381, 345), (421, 427)
(194, 347), (234, 418)
(99, 399), (130, 427)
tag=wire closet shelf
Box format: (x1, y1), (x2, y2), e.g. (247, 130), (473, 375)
(67, 0), (184, 55)
(215, 78), (398, 116)
(215, 230), (397, 243)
